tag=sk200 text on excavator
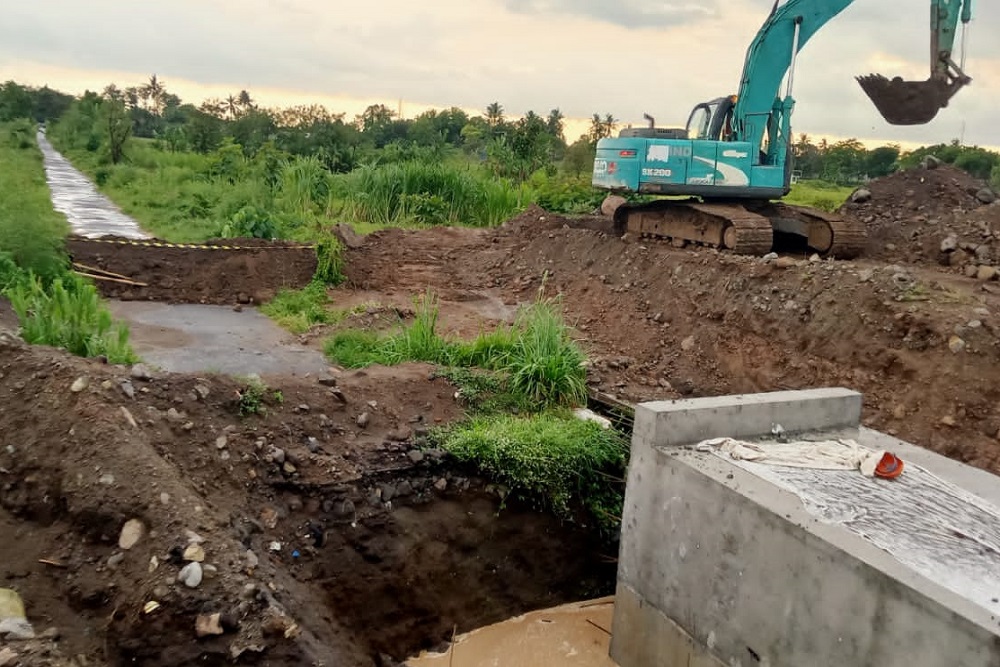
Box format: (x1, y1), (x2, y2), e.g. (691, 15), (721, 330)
(592, 0), (974, 258)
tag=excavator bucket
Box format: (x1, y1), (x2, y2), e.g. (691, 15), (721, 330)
(856, 74), (964, 126)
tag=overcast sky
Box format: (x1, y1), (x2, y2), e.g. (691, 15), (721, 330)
(2, 0), (996, 147)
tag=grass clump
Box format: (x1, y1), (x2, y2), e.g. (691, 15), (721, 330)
(324, 291), (587, 409)
(433, 412), (628, 532)
(261, 282), (335, 334)
(236, 375), (283, 416)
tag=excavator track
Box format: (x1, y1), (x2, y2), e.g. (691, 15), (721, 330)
(612, 199), (867, 259)
(614, 200), (774, 256)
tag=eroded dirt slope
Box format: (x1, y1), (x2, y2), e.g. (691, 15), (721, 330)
(341, 206), (1000, 474)
(0, 335), (614, 666)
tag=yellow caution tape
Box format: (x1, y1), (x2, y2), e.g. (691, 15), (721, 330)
(67, 236), (315, 251)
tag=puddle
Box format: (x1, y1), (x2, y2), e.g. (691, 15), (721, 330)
(36, 129), (149, 239)
(406, 598), (618, 666)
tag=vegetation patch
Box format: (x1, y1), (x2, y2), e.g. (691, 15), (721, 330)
(432, 413), (628, 534)
(324, 292), (587, 408)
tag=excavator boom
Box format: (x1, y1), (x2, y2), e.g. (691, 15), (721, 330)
(858, 0), (973, 125)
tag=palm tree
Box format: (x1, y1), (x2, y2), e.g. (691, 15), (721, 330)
(546, 108), (565, 140)
(226, 95), (239, 120)
(140, 74), (165, 115)
(237, 89), (255, 114)
(485, 102), (505, 128)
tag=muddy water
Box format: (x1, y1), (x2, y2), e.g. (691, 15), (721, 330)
(36, 130), (149, 239)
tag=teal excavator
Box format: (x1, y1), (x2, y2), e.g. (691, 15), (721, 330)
(592, 0), (974, 258)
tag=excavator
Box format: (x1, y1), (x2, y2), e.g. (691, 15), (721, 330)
(592, 0), (974, 258)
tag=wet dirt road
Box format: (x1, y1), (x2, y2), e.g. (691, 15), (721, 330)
(36, 129), (148, 239)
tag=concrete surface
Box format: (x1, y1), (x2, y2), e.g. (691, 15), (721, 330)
(613, 389), (1000, 667)
(36, 129), (149, 239)
(107, 300), (328, 377)
(406, 598), (618, 667)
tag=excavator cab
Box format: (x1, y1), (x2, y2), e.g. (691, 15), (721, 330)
(685, 96), (736, 141)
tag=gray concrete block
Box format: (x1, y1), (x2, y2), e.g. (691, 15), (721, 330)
(633, 387), (862, 449)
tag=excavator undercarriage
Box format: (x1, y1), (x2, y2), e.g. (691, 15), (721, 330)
(611, 200), (867, 259)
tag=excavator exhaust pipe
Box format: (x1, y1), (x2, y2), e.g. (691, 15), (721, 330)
(856, 73), (970, 126)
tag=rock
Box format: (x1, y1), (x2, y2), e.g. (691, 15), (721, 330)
(977, 188), (997, 205)
(295, 404), (310, 413)
(330, 388), (348, 403)
(388, 427), (412, 442)
(948, 336), (966, 354)
(282, 461), (297, 475)
(680, 336), (696, 352)
(356, 412), (370, 428)
(0, 618), (34, 641)
(921, 155), (942, 169)
(70, 376), (89, 393)
(850, 188), (872, 203)
(265, 446), (285, 464)
(121, 406), (138, 429)
(183, 544), (206, 562)
(196, 613), (225, 638)
(120, 380), (135, 399)
(130, 363), (153, 381)
(857, 269), (874, 283)
(762, 252), (778, 261)
(0, 589), (26, 621)
(166, 408), (185, 422)
(380, 484), (396, 503)
(107, 552), (125, 569)
(940, 234), (959, 253)
(965, 264), (979, 278)
(160, 492), (170, 505)
(318, 376), (338, 387)
(601, 195), (627, 217)
(118, 519), (145, 550)
(0, 647), (18, 666)
(396, 480), (413, 497)
(39, 626), (60, 640)
(407, 450), (425, 464)
(774, 257), (797, 269)
(977, 266), (998, 282)
(434, 478), (448, 492)
(215, 435), (228, 450)
(244, 550), (259, 570)
(948, 249), (970, 267)
(940, 415), (957, 427)
(202, 564), (218, 579)
(808, 253), (821, 263)
(177, 562), (203, 588)
(194, 384), (210, 400)
(98, 473), (115, 486)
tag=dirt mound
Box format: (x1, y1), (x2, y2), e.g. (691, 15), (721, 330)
(0, 336), (614, 666)
(840, 165), (999, 266)
(66, 236), (318, 305)
(331, 207), (1000, 475)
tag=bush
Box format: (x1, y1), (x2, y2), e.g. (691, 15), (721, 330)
(218, 205), (278, 239)
(261, 282), (334, 334)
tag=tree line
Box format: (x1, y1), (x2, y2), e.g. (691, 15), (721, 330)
(1, 77), (997, 187)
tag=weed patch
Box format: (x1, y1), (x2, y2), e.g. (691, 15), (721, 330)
(236, 375), (282, 416)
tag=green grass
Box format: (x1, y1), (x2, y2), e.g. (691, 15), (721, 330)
(6, 272), (138, 364)
(0, 120), (70, 279)
(785, 179), (853, 212)
(260, 282), (373, 334)
(432, 412), (628, 532)
(323, 291), (587, 409)
(332, 161), (521, 227)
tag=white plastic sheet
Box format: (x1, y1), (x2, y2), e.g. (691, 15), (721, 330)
(701, 438), (1000, 613)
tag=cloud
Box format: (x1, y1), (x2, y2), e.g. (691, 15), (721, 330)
(0, 0), (996, 146)
(500, 0), (716, 29)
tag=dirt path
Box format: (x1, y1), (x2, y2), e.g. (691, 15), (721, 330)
(107, 301), (329, 377)
(36, 129), (149, 240)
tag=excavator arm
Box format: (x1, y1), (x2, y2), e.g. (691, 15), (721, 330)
(731, 0), (974, 153)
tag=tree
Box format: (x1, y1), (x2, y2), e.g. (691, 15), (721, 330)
(546, 108), (565, 142)
(485, 102), (505, 135)
(237, 90), (255, 115)
(865, 145), (900, 178)
(102, 84), (132, 164)
(139, 74), (166, 115)
(587, 113), (616, 144)
(0, 81), (34, 121)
